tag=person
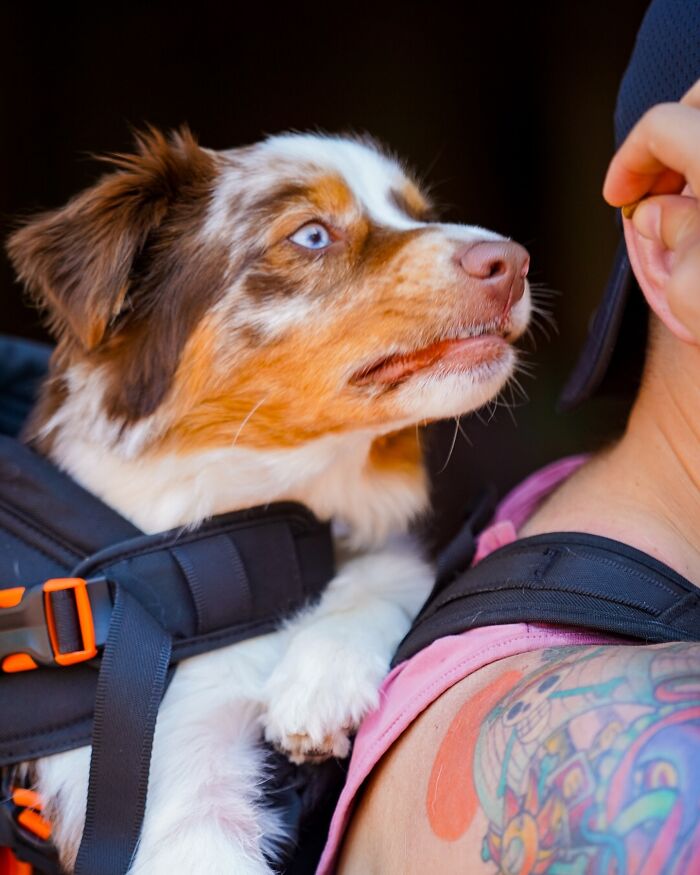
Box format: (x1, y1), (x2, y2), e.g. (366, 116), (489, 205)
(317, 2), (700, 873)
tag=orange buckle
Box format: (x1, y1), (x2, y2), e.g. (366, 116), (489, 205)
(43, 578), (97, 666)
(11, 789), (52, 843)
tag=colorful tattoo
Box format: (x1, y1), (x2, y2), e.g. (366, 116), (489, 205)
(427, 669), (523, 840)
(470, 644), (700, 875)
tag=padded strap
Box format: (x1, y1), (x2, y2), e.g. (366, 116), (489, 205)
(394, 532), (700, 665)
(69, 508), (332, 656)
(74, 587), (171, 875)
(0, 512), (334, 769)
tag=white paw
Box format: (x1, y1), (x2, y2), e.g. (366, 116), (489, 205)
(262, 633), (386, 765)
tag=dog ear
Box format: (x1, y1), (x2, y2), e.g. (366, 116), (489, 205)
(6, 125), (215, 351)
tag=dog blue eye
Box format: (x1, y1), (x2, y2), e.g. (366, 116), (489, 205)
(289, 222), (332, 250)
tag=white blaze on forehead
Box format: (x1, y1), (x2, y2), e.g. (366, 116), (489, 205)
(201, 157), (242, 241)
(260, 134), (425, 230)
(261, 135), (508, 245)
(202, 134), (418, 240)
(205, 133), (508, 245)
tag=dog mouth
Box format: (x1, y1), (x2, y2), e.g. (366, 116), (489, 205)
(350, 324), (512, 388)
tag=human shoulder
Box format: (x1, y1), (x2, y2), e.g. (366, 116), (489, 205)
(340, 641), (700, 874)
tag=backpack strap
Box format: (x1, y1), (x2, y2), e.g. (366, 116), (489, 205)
(0, 503), (334, 763)
(74, 583), (171, 875)
(76, 511), (334, 875)
(393, 531), (700, 666)
(1, 511), (335, 875)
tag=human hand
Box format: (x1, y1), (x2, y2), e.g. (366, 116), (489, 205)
(603, 79), (700, 342)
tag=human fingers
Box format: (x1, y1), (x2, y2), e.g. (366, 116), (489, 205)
(603, 103), (700, 207)
(603, 101), (700, 207)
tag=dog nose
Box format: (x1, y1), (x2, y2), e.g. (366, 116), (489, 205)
(456, 241), (530, 312)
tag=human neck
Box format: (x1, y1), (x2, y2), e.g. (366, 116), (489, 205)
(524, 335), (700, 582)
(603, 336), (700, 570)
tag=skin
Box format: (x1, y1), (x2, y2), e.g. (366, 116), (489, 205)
(604, 79), (700, 343)
(337, 81), (700, 874)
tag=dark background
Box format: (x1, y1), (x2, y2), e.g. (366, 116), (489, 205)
(0, 2), (649, 540)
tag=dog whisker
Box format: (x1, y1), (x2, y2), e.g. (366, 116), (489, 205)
(437, 417), (461, 475)
(232, 395), (269, 447)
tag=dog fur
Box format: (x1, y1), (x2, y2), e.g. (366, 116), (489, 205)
(7, 126), (531, 874)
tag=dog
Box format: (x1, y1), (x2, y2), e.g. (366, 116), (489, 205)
(7, 126), (531, 874)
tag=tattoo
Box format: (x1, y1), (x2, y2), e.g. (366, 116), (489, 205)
(467, 643), (700, 875)
(427, 669), (523, 840)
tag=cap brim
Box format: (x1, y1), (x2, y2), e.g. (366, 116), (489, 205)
(558, 240), (635, 411)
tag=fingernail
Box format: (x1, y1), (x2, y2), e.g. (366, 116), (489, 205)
(632, 200), (662, 240)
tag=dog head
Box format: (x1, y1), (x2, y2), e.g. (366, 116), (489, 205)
(9, 129), (530, 512)
(8, 126), (530, 464)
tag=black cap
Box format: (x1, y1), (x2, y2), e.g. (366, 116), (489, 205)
(560, 0), (700, 410)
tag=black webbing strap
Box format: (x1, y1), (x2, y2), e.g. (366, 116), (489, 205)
(394, 531), (700, 665)
(171, 536), (252, 632)
(74, 586), (172, 875)
(49, 588), (83, 655)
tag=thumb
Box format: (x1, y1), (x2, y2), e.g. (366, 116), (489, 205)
(632, 194), (700, 252)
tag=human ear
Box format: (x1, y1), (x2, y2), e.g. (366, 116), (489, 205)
(623, 199), (697, 345)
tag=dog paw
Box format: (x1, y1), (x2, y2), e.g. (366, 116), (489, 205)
(269, 727), (353, 764)
(261, 635), (385, 765)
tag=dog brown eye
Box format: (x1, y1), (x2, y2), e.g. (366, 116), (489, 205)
(289, 222), (332, 250)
